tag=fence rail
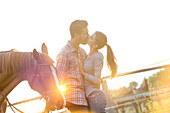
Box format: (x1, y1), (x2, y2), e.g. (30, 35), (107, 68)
(7, 63), (170, 113)
(102, 64), (170, 80)
(112, 87), (170, 104)
(106, 91), (170, 110)
(102, 64), (170, 113)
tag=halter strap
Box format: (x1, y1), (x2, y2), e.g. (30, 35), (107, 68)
(0, 90), (5, 99)
(0, 91), (24, 113)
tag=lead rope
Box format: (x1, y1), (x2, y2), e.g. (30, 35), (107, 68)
(0, 91), (24, 113)
(6, 98), (24, 113)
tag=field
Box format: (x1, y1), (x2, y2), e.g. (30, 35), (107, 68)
(108, 92), (170, 113)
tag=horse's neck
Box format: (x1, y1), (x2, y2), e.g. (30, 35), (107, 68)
(0, 72), (7, 85)
(0, 71), (27, 90)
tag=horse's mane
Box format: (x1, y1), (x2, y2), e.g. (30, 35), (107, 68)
(0, 49), (18, 53)
(0, 51), (54, 75)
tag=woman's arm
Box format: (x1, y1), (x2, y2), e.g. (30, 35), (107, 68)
(81, 53), (103, 85)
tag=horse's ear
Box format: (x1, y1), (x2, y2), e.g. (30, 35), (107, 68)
(33, 49), (40, 61)
(41, 43), (48, 55)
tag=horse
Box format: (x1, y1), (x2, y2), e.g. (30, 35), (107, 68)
(0, 44), (65, 113)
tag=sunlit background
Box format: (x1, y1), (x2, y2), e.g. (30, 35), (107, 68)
(0, 0), (170, 112)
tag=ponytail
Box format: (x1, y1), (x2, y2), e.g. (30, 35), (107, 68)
(93, 31), (118, 78)
(106, 44), (118, 78)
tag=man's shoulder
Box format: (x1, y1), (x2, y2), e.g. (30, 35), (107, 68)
(79, 47), (87, 56)
(59, 44), (71, 54)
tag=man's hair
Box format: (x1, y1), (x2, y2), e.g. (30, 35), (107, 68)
(70, 20), (88, 38)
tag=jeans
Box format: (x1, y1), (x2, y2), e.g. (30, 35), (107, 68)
(87, 90), (107, 113)
(66, 101), (89, 113)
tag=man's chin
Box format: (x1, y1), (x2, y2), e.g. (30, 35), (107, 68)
(81, 43), (87, 45)
(81, 41), (87, 45)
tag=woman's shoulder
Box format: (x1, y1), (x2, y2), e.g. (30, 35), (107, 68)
(94, 52), (104, 59)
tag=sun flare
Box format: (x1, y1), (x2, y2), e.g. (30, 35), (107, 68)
(59, 84), (66, 93)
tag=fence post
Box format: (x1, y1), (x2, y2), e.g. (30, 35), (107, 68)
(102, 80), (117, 113)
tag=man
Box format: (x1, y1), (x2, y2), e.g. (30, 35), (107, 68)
(56, 20), (89, 113)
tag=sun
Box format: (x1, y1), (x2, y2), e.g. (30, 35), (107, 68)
(59, 84), (66, 93)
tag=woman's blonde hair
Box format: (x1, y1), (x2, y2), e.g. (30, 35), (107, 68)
(94, 31), (118, 78)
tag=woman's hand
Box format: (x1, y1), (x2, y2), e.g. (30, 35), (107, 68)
(78, 59), (86, 76)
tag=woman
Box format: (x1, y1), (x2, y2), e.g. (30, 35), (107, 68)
(79, 31), (118, 113)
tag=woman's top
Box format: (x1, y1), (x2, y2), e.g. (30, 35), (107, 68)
(84, 52), (103, 97)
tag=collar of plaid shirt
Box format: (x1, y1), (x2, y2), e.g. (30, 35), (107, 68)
(67, 41), (83, 59)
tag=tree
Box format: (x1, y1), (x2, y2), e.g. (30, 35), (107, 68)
(129, 81), (138, 90)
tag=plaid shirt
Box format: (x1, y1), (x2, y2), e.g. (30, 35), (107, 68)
(56, 42), (88, 106)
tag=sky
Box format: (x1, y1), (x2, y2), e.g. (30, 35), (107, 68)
(0, 0), (170, 112)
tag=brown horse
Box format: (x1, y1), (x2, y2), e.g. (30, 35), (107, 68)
(0, 46), (65, 113)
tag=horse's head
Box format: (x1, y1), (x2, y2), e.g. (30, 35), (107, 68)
(29, 47), (65, 112)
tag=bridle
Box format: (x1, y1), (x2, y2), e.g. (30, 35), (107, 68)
(0, 62), (56, 113)
(33, 62), (65, 111)
(33, 61), (53, 93)
(0, 90), (24, 113)
(0, 61), (64, 113)
(0, 63), (53, 113)
(33, 62), (58, 94)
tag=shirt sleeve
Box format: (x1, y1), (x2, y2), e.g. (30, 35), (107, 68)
(85, 53), (103, 85)
(56, 52), (68, 84)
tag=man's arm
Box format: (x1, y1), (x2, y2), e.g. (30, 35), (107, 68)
(56, 52), (68, 84)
